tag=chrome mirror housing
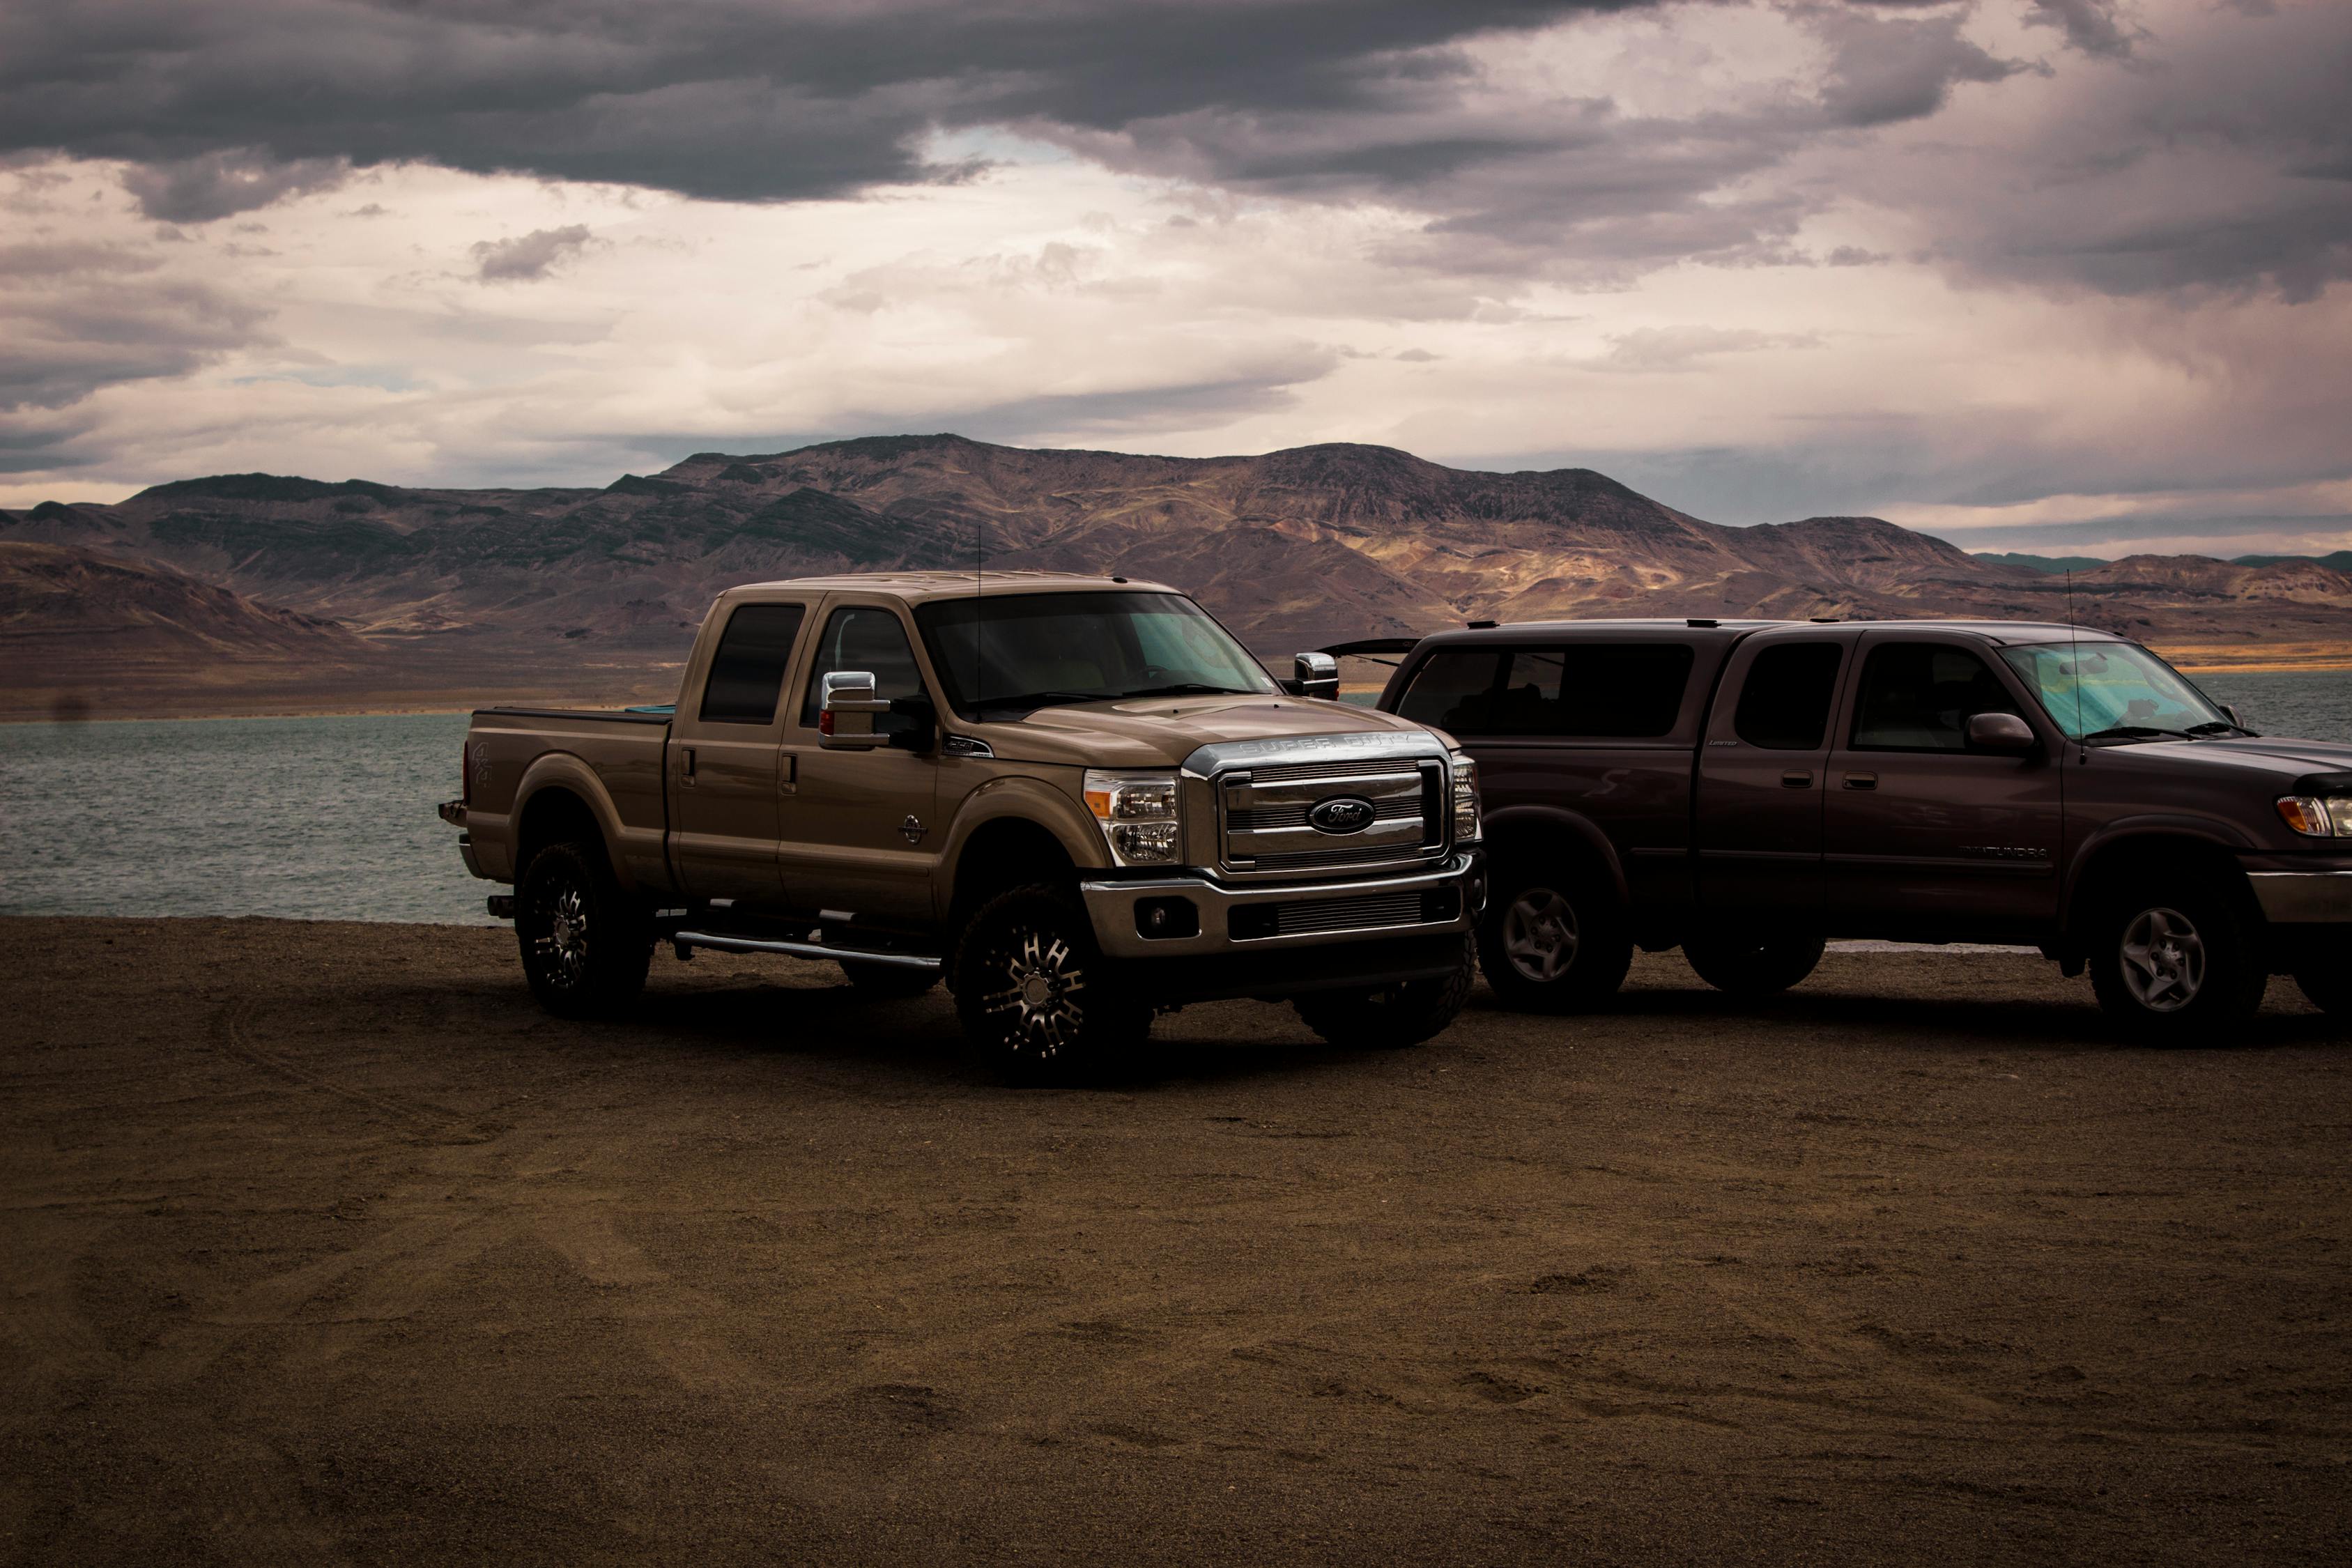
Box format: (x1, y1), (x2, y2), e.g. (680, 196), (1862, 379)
(818, 670), (888, 749)
(1293, 651), (1339, 701)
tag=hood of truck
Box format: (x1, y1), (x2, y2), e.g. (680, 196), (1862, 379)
(2147, 736), (2352, 786)
(965, 694), (1445, 769)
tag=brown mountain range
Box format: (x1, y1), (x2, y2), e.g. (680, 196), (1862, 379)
(4, 435), (2348, 718)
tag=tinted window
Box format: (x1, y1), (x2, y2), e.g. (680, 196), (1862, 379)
(1732, 643), (1843, 750)
(915, 591), (1273, 716)
(801, 606), (926, 735)
(1851, 643), (2021, 751)
(1395, 650), (1502, 733)
(1397, 643), (1696, 737)
(698, 603), (805, 725)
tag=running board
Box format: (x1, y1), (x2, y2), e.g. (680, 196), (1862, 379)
(669, 930), (940, 970)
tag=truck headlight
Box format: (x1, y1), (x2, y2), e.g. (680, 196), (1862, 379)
(1450, 751), (1481, 843)
(2277, 796), (2352, 837)
(1084, 769), (1184, 866)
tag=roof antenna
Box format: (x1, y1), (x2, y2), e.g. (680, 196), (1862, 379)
(2066, 568), (2084, 750)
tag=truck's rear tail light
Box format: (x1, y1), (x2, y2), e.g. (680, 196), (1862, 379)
(461, 743), (472, 806)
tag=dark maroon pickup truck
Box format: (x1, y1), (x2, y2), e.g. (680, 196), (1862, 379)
(1351, 618), (2352, 1043)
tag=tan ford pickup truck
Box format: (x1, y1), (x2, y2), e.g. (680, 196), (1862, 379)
(439, 572), (1484, 1079)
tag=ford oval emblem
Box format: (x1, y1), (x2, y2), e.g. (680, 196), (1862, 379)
(1307, 796), (1376, 835)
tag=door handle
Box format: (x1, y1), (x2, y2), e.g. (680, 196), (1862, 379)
(681, 746), (696, 785)
(1781, 769), (1813, 788)
(1843, 772), (1878, 790)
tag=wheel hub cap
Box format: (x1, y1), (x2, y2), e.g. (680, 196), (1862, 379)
(2120, 906), (2204, 1013)
(1502, 888), (1579, 983)
(979, 930), (1086, 1058)
(533, 881), (589, 988)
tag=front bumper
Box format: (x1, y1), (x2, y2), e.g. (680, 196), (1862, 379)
(1079, 850), (1483, 960)
(2248, 870), (2352, 924)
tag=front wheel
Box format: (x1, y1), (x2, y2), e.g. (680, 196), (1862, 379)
(952, 884), (1150, 1084)
(1292, 935), (1475, 1050)
(1477, 863), (1632, 1013)
(2086, 882), (2264, 1045)
(1681, 926), (1825, 996)
(515, 840), (652, 1019)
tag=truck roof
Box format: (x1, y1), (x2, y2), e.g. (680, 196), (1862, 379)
(1412, 617), (2131, 647)
(721, 569), (1178, 604)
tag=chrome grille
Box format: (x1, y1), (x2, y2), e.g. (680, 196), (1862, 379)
(1275, 891), (1423, 936)
(1217, 761), (1443, 874)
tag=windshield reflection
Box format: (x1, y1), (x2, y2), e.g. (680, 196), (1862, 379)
(916, 592), (1275, 718)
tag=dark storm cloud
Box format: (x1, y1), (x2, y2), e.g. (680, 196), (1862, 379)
(0, 0), (1650, 215)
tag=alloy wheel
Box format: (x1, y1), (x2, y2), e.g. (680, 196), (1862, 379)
(2120, 905), (2205, 1013)
(978, 926), (1089, 1060)
(1502, 888), (1579, 983)
(532, 875), (589, 991)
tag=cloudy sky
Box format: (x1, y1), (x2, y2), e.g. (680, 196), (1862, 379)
(2, 0), (2346, 556)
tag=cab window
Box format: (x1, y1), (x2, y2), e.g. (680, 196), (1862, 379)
(698, 603), (805, 725)
(1398, 643), (1696, 737)
(1732, 643), (1843, 750)
(800, 606), (926, 735)
(1850, 643), (2021, 751)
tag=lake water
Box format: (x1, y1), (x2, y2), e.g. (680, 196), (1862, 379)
(2, 670), (2346, 925)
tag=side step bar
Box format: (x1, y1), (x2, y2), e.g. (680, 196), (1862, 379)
(669, 929), (940, 971)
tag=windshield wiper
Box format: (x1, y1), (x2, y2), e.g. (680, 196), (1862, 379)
(2080, 725), (2190, 744)
(2183, 721), (2251, 737)
(1117, 682), (1255, 699)
(972, 689), (1111, 716)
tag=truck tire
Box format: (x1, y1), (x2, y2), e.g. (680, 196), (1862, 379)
(952, 884), (1149, 1084)
(840, 961), (940, 998)
(516, 840), (652, 1019)
(1477, 862), (1632, 1013)
(1681, 928), (1825, 997)
(1292, 934), (1475, 1050)
(2086, 878), (2265, 1045)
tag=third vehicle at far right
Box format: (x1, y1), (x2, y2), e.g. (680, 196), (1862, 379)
(1351, 617), (2352, 1042)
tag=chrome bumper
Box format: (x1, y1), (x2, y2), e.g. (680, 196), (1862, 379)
(1079, 851), (1482, 960)
(2249, 870), (2352, 924)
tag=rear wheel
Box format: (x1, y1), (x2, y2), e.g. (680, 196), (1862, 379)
(1477, 861), (1632, 1013)
(1292, 934), (1475, 1050)
(952, 884), (1149, 1084)
(2086, 879), (2264, 1045)
(515, 840), (652, 1018)
(1682, 925), (1825, 997)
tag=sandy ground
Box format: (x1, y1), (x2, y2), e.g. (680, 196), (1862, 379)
(4, 918), (2349, 1567)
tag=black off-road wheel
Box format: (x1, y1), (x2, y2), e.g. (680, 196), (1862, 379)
(952, 884), (1150, 1084)
(2086, 878), (2265, 1045)
(1477, 860), (1633, 1013)
(515, 840), (652, 1019)
(840, 961), (941, 999)
(1682, 926), (1826, 997)
(1292, 934), (1476, 1050)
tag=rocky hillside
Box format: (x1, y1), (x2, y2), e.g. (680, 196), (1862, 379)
(6, 436), (2349, 679)
(0, 541), (370, 661)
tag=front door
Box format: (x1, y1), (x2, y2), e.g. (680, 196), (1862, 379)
(1824, 633), (2063, 937)
(778, 601), (942, 924)
(668, 600), (805, 904)
(1694, 634), (1853, 918)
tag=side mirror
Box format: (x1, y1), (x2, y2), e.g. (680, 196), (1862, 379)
(1966, 712), (2037, 754)
(818, 670), (888, 750)
(2219, 703), (2243, 728)
(1292, 651), (1339, 701)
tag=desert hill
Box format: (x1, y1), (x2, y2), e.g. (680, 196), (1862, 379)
(5, 435), (2349, 717)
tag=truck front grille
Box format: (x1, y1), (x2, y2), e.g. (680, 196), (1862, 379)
(1229, 886), (1463, 941)
(1216, 761), (1445, 875)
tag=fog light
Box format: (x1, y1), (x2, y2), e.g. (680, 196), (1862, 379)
(1135, 896), (1199, 940)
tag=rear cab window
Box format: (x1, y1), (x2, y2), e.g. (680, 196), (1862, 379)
(698, 602), (806, 725)
(1732, 643), (1845, 750)
(1397, 642), (1696, 739)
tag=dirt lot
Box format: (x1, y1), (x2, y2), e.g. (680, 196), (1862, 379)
(3, 918), (2349, 1566)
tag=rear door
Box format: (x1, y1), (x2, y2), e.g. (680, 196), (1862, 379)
(1823, 633), (2063, 935)
(1694, 632), (1854, 918)
(668, 599), (806, 904)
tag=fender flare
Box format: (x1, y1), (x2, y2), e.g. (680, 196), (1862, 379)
(1476, 803), (1631, 905)
(939, 775), (1109, 909)
(2059, 814), (2257, 931)
(512, 753), (641, 891)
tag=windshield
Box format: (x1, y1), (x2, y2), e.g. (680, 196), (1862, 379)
(915, 591), (1277, 718)
(1997, 641), (2228, 741)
